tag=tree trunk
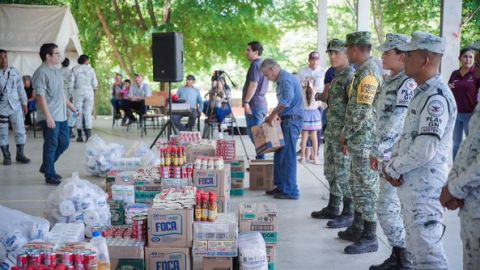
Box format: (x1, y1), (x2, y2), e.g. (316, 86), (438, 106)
(111, 0), (136, 76)
(134, 0), (148, 31)
(163, 0), (171, 23)
(147, 0), (158, 29)
(96, 6), (133, 79)
(371, 0), (385, 44)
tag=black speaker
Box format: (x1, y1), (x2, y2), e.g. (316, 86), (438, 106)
(152, 32), (184, 82)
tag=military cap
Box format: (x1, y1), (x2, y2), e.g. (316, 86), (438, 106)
(397, 32), (446, 54)
(377, 33), (410, 52)
(346, 31), (372, 46)
(470, 41), (480, 50)
(326, 39), (346, 52)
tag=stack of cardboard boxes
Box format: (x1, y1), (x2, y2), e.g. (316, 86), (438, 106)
(227, 159), (246, 196)
(146, 207), (194, 270)
(248, 160), (274, 191)
(193, 164), (231, 213)
(238, 203), (278, 270)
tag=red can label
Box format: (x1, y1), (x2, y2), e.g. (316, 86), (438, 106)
(17, 254), (28, 267)
(62, 252), (74, 266)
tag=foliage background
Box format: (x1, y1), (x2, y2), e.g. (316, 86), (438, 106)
(2, 0), (479, 114)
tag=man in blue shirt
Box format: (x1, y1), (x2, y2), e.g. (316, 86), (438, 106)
(242, 41), (269, 159)
(261, 58), (304, 200)
(173, 74), (203, 131)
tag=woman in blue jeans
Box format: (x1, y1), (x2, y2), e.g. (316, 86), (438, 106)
(448, 47), (480, 159)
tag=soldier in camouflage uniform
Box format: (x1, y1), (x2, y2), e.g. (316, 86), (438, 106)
(0, 49), (31, 165)
(59, 58), (75, 138)
(369, 33), (416, 270)
(311, 39), (356, 229)
(440, 43), (480, 270)
(338, 31), (383, 254)
(384, 32), (456, 269)
(72, 54), (98, 142)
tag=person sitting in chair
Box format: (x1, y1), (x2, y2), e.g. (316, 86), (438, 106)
(173, 74), (203, 131)
(121, 74), (151, 125)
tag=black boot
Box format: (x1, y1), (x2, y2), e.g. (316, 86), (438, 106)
(69, 127), (76, 139)
(327, 197), (354, 228)
(1, 145), (12, 165)
(345, 221), (378, 254)
(311, 194), (341, 219)
(397, 247), (414, 269)
(338, 211), (363, 242)
(369, 246), (413, 270)
(15, 144), (31, 164)
(76, 129), (84, 142)
(84, 129), (92, 142)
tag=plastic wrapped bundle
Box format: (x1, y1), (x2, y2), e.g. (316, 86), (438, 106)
(85, 135), (125, 176)
(238, 232), (268, 270)
(0, 205), (50, 264)
(125, 142), (160, 167)
(45, 172), (111, 234)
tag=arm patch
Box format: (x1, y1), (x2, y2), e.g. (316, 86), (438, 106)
(418, 96), (449, 139)
(356, 75), (378, 105)
(396, 78), (416, 107)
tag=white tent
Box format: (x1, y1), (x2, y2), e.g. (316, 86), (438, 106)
(0, 4), (83, 76)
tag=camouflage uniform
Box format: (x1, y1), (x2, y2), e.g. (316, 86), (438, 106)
(343, 48), (382, 224)
(72, 63), (98, 130)
(60, 66), (75, 128)
(373, 34), (416, 250)
(446, 104), (480, 270)
(324, 65), (354, 203)
(385, 32), (456, 270)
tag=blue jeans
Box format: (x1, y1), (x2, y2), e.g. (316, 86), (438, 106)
(245, 108), (267, 159)
(39, 120), (70, 178)
(452, 112), (472, 159)
(274, 118), (303, 198)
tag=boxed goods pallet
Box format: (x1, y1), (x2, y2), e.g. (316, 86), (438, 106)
(251, 122), (285, 155)
(107, 238), (145, 270)
(249, 160), (274, 190)
(145, 247), (192, 270)
(238, 203), (278, 244)
(192, 213), (238, 257)
(194, 164), (231, 196)
(226, 159), (245, 196)
(203, 257), (233, 270)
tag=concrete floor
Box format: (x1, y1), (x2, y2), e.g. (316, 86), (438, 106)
(0, 116), (463, 269)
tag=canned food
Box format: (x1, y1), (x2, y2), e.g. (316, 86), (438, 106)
(43, 252), (57, 266)
(16, 253), (28, 268)
(28, 253), (41, 266)
(84, 252), (97, 268)
(73, 252), (85, 265)
(62, 252), (74, 266)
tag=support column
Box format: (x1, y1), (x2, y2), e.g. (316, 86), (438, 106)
(440, 0), (462, 82)
(317, 0), (328, 68)
(356, 0), (370, 31)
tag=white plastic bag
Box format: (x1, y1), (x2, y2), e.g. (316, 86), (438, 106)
(45, 172), (111, 232)
(125, 142), (160, 167)
(85, 135), (125, 176)
(238, 232), (268, 270)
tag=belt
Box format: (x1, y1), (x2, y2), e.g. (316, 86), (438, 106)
(280, 115), (303, 121)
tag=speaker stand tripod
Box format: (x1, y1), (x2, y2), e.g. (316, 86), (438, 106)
(150, 82), (177, 148)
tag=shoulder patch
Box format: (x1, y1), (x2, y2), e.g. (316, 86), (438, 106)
(427, 99), (445, 117)
(356, 75), (378, 105)
(418, 96), (449, 139)
(396, 79), (416, 107)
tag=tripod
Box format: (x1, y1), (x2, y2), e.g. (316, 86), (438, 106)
(150, 82), (177, 148)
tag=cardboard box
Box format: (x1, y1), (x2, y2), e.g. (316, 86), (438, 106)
(148, 208), (193, 248)
(238, 203), (278, 244)
(268, 262), (276, 270)
(226, 159), (245, 173)
(135, 181), (163, 203)
(145, 247), (191, 270)
(230, 189), (245, 196)
(107, 238), (145, 259)
(266, 244), (276, 263)
(112, 184), (135, 204)
(106, 170), (121, 199)
(194, 165), (231, 196)
(231, 178), (244, 189)
(217, 193), (230, 213)
(251, 122), (285, 155)
(108, 200), (125, 225)
(203, 257), (233, 270)
(249, 160), (274, 190)
(192, 240), (237, 257)
(111, 258), (146, 270)
(186, 142), (216, 162)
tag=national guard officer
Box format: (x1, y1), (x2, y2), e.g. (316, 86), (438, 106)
(369, 33), (416, 270)
(60, 58), (75, 138)
(338, 31), (383, 254)
(384, 32), (456, 269)
(311, 39), (356, 230)
(0, 49), (31, 165)
(72, 54), (98, 142)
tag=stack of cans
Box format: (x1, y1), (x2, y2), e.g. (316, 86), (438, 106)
(132, 215), (147, 241)
(14, 250), (97, 270)
(216, 140), (236, 161)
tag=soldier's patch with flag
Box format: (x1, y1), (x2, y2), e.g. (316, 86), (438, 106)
(356, 75), (378, 105)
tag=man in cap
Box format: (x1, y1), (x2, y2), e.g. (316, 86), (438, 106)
(0, 49), (31, 165)
(311, 39), (356, 230)
(261, 58), (304, 200)
(338, 31), (383, 254)
(383, 32), (456, 269)
(173, 74), (203, 131)
(369, 33), (416, 270)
